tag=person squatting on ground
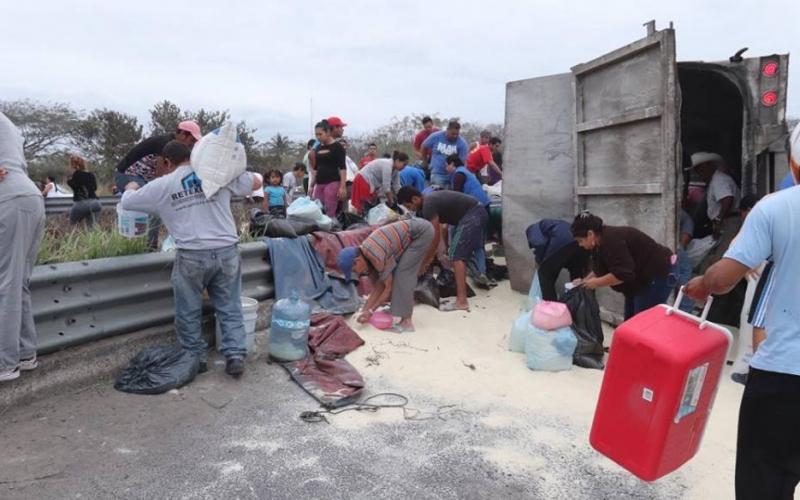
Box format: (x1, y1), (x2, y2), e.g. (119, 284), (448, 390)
(350, 151), (407, 215)
(263, 169), (289, 217)
(571, 212), (676, 321)
(421, 120), (468, 189)
(526, 219), (590, 302)
(67, 155), (102, 227)
(0, 112), (46, 382)
(120, 140), (261, 378)
(311, 120), (347, 218)
(337, 218), (435, 333)
(398, 187), (489, 312)
(466, 131), (503, 183)
(685, 123), (800, 499)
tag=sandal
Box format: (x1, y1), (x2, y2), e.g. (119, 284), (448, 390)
(439, 302), (470, 313)
(388, 323), (415, 334)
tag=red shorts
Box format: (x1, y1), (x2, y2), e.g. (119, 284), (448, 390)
(350, 174), (374, 212)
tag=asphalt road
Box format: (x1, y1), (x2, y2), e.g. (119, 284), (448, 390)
(0, 352), (687, 500)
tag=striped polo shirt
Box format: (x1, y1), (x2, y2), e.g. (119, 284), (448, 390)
(361, 220), (413, 280)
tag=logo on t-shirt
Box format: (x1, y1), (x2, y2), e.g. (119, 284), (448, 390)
(434, 142), (458, 157)
(171, 172), (205, 203)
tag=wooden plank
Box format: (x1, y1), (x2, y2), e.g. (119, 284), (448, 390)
(576, 105), (662, 133)
(571, 32), (666, 76)
(576, 184), (663, 196)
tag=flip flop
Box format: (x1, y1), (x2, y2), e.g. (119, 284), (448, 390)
(388, 324), (415, 334)
(439, 302), (470, 313)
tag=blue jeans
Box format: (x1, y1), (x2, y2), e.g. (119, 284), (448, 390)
(676, 248), (695, 312)
(171, 245), (246, 361)
(430, 172), (451, 189)
(624, 263), (677, 320)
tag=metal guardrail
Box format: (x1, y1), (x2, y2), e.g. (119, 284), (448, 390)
(44, 196), (120, 215)
(31, 241), (273, 354)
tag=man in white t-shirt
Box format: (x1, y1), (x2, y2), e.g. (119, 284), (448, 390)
(688, 152), (741, 272)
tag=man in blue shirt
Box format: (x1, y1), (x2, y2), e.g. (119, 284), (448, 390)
(421, 120), (468, 188)
(686, 123), (800, 499)
(399, 164), (426, 193)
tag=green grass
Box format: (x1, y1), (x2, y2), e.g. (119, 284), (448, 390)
(36, 227), (152, 265)
(37, 203), (257, 265)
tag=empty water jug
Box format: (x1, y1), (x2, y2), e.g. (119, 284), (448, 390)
(269, 291), (311, 362)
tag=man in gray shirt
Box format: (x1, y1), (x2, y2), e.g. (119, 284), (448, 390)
(121, 141), (261, 377)
(398, 187), (488, 312)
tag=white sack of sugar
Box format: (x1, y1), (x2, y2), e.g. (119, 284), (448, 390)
(190, 121), (247, 199)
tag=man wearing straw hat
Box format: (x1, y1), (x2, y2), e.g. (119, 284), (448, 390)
(686, 124), (800, 499)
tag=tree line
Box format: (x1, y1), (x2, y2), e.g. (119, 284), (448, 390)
(0, 99), (503, 190)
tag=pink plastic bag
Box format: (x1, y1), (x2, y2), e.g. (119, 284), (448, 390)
(369, 311), (394, 330)
(531, 301), (573, 331)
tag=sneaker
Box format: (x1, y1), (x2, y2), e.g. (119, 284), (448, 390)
(225, 357), (245, 377)
(19, 356), (39, 371)
(198, 361), (208, 374)
(0, 367), (20, 382)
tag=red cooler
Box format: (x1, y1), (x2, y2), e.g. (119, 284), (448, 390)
(589, 292), (732, 481)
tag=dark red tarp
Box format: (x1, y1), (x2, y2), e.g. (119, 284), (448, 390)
(281, 313), (365, 408)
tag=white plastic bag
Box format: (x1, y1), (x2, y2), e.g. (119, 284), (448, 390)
(287, 196), (334, 231)
(190, 122), (247, 199)
(525, 325), (577, 372)
(686, 236), (717, 268)
(287, 196), (324, 221)
(367, 203), (398, 226)
(525, 271), (543, 311)
(161, 234), (176, 252)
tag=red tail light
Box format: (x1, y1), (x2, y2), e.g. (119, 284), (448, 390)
(762, 61), (779, 77)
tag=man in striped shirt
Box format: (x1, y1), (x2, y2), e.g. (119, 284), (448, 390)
(338, 218), (435, 333)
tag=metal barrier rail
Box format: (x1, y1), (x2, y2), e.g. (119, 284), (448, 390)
(31, 241), (273, 354)
(44, 196), (120, 215)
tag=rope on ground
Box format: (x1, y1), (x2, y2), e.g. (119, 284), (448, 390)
(298, 393), (470, 424)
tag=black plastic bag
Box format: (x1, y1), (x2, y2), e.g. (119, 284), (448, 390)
(114, 346), (200, 395)
(337, 211), (369, 231)
(485, 258), (508, 281)
(560, 287), (605, 369)
(286, 216), (320, 236)
(250, 212), (298, 238)
(436, 269), (476, 299)
(414, 272), (440, 308)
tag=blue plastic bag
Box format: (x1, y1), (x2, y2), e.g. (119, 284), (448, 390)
(508, 312), (529, 353)
(525, 271), (543, 311)
(525, 325), (577, 372)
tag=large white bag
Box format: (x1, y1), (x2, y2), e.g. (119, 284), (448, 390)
(190, 122), (247, 199)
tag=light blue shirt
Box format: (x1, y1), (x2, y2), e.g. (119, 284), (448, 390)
(266, 185), (286, 208)
(421, 130), (468, 176)
(723, 186), (800, 376)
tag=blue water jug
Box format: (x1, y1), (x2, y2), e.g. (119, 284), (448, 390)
(269, 291), (311, 362)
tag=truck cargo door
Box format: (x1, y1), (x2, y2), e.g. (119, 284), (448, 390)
(572, 28), (680, 323)
(503, 74), (576, 292)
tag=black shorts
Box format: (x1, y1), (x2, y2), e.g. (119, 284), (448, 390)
(448, 205), (488, 262)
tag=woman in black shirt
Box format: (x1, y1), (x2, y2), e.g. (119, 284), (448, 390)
(67, 155), (102, 227)
(571, 212), (676, 320)
(311, 120), (347, 217)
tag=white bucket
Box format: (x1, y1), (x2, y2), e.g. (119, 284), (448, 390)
(216, 297), (259, 354)
(116, 204), (150, 238)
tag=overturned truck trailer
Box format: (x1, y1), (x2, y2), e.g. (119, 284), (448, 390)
(503, 22), (789, 323)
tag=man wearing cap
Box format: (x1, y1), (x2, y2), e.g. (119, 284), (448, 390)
(114, 121), (202, 192)
(337, 218), (434, 333)
(685, 124), (800, 499)
(327, 116), (347, 141)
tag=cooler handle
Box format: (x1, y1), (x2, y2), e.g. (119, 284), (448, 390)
(666, 287), (714, 329)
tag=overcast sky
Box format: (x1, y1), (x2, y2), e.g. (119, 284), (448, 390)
(2, 0), (798, 141)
